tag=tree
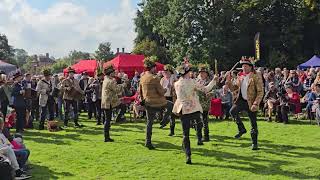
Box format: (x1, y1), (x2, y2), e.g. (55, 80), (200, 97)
(51, 59), (68, 73)
(67, 50), (90, 65)
(0, 34), (14, 64)
(14, 49), (28, 67)
(133, 39), (170, 64)
(95, 42), (114, 61)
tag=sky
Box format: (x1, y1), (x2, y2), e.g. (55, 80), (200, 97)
(0, 0), (141, 58)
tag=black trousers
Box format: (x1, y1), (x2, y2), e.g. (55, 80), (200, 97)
(145, 101), (173, 145)
(181, 111), (202, 156)
(276, 104), (295, 123)
(165, 97), (175, 132)
(64, 99), (79, 126)
(202, 111), (209, 138)
(222, 103), (231, 119)
(104, 108), (112, 139)
(40, 96), (55, 127)
(15, 107), (26, 132)
(87, 101), (96, 120)
(230, 97), (258, 145)
(1, 101), (8, 122)
(95, 99), (104, 124)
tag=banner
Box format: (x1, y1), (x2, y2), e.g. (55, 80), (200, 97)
(254, 32), (260, 62)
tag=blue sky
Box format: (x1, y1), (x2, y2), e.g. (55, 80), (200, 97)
(0, 0), (141, 57)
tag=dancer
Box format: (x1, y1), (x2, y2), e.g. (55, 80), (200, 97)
(173, 63), (217, 164)
(226, 57), (264, 150)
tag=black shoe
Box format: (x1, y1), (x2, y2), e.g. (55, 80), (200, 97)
(234, 130), (247, 139)
(104, 138), (114, 142)
(252, 144), (259, 150)
(268, 117), (272, 122)
(96, 122), (102, 125)
(145, 143), (155, 150)
(168, 132), (174, 136)
(75, 123), (83, 128)
(202, 137), (210, 142)
(160, 124), (166, 129)
(186, 156), (192, 164)
(197, 141), (204, 146)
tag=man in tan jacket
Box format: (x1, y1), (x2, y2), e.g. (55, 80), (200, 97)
(101, 65), (126, 142)
(226, 57), (264, 150)
(61, 67), (84, 127)
(139, 57), (173, 150)
(36, 69), (54, 130)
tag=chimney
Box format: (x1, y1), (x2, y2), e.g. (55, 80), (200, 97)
(122, 48), (125, 53)
(46, 53), (49, 58)
(117, 48), (120, 54)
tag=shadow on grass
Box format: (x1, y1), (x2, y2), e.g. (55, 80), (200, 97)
(31, 164), (73, 180)
(23, 131), (82, 145)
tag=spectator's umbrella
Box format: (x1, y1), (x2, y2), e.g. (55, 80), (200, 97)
(0, 60), (17, 75)
(298, 55), (320, 69)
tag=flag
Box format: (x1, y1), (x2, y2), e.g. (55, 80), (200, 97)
(254, 32), (260, 62)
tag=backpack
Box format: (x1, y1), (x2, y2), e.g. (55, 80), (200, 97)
(0, 155), (14, 180)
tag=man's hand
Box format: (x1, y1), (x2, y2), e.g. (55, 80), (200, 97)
(225, 71), (231, 81)
(251, 104), (258, 112)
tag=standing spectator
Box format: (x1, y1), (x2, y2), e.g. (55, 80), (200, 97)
(85, 78), (96, 121)
(28, 76), (39, 128)
(21, 73), (32, 128)
(0, 74), (11, 122)
(93, 72), (104, 125)
(219, 85), (233, 120)
(131, 71), (140, 92)
(79, 72), (89, 113)
(11, 72), (27, 133)
(61, 68), (84, 127)
(56, 76), (65, 121)
(36, 69), (54, 130)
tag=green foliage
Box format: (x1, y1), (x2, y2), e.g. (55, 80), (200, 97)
(133, 39), (170, 64)
(24, 114), (320, 179)
(95, 42), (114, 61)
(67, 50), (90, 65)
(14, 48), (28, 67)
(0, 34), (15, 64)
(51, 59), (68, 73)
(135, 0), (320, 69)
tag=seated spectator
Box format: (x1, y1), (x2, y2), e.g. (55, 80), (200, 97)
(303, 72), (315, 92)
(276, 85), (301, 124)
(218, 85), (232, 119)
(264, 82), (279, 122)
(0, 120), (31, 179)
(10, 133), (30, 171)
(304, 84), (320, 120)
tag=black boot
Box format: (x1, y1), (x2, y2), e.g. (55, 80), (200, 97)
(251, 129), (259, 150)
(186, 155), (192, 164)
(203, 136), (210, 142)
(235, 122), (247, 139)
(168, 126), (175, 136)
(145, 143), (155, 150)
(104, 131), (114, 142)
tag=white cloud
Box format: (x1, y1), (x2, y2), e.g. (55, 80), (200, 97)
(0, 0), (137, 57)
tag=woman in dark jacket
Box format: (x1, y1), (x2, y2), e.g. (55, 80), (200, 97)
(0, 74), (11, 121)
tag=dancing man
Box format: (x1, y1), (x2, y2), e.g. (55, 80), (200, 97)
(173, 63), (217, 164)
(226, 57), (264, 150)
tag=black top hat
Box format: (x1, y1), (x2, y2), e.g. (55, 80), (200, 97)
(67, 67), (76, 73)
(104, 65), (115, 75)
(13, 72), (22, 80)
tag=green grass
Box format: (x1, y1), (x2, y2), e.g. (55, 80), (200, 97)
(23, 114), (320, 180)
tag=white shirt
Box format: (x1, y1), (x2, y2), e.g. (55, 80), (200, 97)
(241, 74), (250, 100)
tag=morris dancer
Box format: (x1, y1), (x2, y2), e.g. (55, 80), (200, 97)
(226, 57), (264, 150)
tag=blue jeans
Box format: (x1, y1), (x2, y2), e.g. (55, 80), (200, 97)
(14, 149), (30, 168)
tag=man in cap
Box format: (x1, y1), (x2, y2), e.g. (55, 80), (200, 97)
(61, 67), (84, 127)
(196, 63), (216, 142)
(36, 69), (55, 130)
(139, 57), (174, 149)
(101, 65), (127, 142)
(11, 72), (27, 133)
(226, 57), (264, 150)
(160, 64), (177, 136)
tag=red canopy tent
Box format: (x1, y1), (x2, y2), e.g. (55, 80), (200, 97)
(63, 60), (98, 77)
(103, 54), (164, 78)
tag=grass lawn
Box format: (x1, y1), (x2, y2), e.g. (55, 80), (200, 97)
(23, 114), (320, 180)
